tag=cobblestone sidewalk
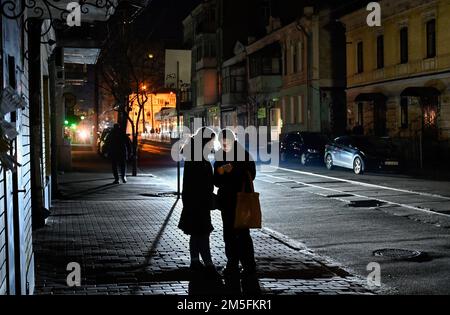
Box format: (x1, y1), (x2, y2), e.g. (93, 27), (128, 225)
(33, 174), (374, 295)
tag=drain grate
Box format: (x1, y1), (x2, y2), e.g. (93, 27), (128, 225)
(373, 249), (423, 260)
(348, 200), (384, 208)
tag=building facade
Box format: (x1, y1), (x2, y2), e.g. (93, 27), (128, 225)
(182, 1), (219, 131)
(341, 0), (450, 166)
(183, 1), (347, 142)
(0, 1), (118, 296)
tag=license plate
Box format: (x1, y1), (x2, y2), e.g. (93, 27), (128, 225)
(385, 161), (399, 166)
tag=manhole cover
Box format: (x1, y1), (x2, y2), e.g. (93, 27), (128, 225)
(348, 200), (384, 208)
(373, 249), (423, 260)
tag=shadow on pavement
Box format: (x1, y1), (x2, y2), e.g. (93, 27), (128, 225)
(60, 183), (118, 200)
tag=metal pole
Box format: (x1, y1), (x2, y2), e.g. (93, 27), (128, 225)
(176, 61), (181, 198)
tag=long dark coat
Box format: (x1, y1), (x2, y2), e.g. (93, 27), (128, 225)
(178, 160), (214, 235)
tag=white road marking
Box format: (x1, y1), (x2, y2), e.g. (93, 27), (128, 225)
(258, 173), (450, 219)
(268, 166), (450, 201)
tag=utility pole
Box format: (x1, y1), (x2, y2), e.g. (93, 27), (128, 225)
(176, 61), (181, 198)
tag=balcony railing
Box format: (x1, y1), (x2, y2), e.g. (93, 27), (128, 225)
(348, 53), (450, 87)
(248, 75), (282, 94)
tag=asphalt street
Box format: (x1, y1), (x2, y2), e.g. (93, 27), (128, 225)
(77, 143), (450, 294)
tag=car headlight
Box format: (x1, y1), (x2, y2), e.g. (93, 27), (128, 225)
(308, 149), (319, 154)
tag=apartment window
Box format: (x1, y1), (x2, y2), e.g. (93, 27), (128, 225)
(229, 76), (245, 93)
(376, 35), (384, 69)
(357, 42), (364, 73)
(400, 27), (409, 64)
(291, 44), (298, 73)
(426, 19), (436, 58)
(290, 96), (295, 124)
(297, 96), (304, 123)
(400, 97), (409, 129)
(298, 42), (303, 72)
(283, 45), (288, 75)
(357, 103), (364, 126)
(281, 97), (287, 123)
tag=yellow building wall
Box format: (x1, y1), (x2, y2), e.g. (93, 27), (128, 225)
(346, 0), (450, 87)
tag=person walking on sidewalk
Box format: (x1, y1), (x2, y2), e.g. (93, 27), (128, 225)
(178, 127), (219, 276)
(107, 124), (132, 184)
(214, 129), (257, 279)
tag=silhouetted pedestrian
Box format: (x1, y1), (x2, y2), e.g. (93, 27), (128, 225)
(178, 127), (220, 277)
(107, 124), (132, 184)
(214, 129), (257, 279)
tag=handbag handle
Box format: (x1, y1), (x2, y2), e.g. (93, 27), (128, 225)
(241, 171), (255, 193)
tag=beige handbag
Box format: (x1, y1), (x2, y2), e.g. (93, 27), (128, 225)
(234, 171), (262, 229)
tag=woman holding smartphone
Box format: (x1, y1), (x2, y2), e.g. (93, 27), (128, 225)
(214, 129), (257, 279)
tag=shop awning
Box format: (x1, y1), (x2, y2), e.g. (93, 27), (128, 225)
(355, 93), (387, 103)
(401, 87), (441, 98)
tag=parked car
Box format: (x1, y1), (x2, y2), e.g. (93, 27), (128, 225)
(280, 132), (329, 166)
(324, 136), (401, 175)
(97, 128), (112, 158)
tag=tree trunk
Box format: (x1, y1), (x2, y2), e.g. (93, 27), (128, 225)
(132, 135), (138, 176)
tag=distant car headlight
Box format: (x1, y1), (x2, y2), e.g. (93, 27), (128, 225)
(308, 149), (319, 154)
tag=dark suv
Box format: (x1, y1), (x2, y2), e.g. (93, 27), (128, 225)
(280, 132), (329, 166)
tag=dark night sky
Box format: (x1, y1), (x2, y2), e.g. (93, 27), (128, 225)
(133, 0), (372, 43)
(134, 0), (201, 45)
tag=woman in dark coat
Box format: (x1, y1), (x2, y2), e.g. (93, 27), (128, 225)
(214, 129), (257, 278)
(178, 127), (218, 273)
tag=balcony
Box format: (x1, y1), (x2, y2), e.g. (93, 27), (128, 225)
(196, 57), (217, 71)
(222, 91), (247, 105)
(248, 75), (282, 95)
(348, 53), (450, 87)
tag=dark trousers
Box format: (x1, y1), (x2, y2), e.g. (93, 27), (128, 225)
(221, 210), (256, 272)
(111, 156), (127, 180)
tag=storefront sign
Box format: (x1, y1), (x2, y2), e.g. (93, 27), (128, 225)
(208, 106), (220, 116)
(258, 108), (267, 119)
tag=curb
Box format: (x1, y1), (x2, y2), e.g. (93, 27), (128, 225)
(260, 227), (383, 294)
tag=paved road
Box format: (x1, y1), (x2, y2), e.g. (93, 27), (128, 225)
(254, 165), (450, 295)
(78, 144), (450, 294)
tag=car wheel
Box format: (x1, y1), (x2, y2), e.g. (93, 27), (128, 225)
(353, 157), (364, 175)
(325, 154), (333, 170)
(301, 153), (308, 166)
